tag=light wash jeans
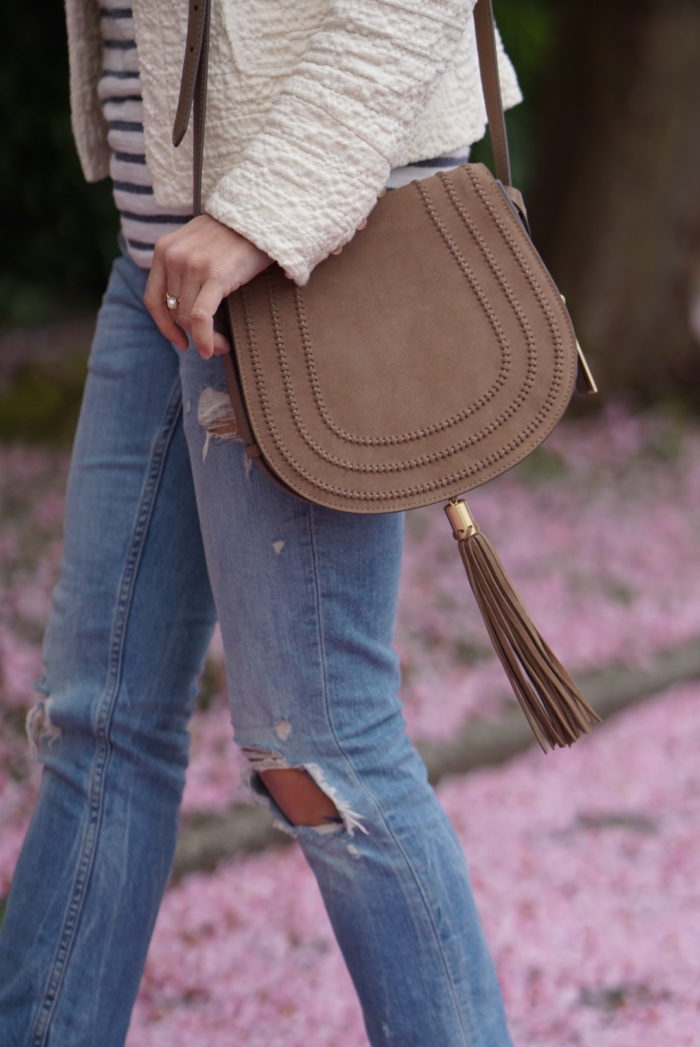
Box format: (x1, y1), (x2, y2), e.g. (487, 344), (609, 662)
(0, 243), (514, 1047)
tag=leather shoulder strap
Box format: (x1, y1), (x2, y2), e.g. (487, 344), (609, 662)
(172, 0), (207, 150)
(173, 0), (514, 213)
(473, 0), (512, 186)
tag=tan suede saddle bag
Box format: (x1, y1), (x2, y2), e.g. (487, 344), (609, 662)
(173, 0), (602, 752)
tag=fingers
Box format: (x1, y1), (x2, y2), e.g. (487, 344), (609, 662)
(142, 215), (274, 359)
(187, 279), (228, 359)
(144, 242), (188, 351)
(146, 232), (225, 359)
(213, 330), (232, 356)
(211, 305), (232, 356)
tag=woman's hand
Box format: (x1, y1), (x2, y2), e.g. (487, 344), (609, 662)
(144, 214), (274, 360)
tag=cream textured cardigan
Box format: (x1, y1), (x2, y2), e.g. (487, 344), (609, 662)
(64, 0), (522, 284)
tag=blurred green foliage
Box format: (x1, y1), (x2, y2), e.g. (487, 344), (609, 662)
(472, 0), (556, 189)
(0, 356), (88, 443)
(0, 0), (554, 328)
(0, 0), (118, 327)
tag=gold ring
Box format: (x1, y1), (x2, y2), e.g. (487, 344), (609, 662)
(165, 293), (180, 311)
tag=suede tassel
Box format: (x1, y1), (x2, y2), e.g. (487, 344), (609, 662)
(444, 498), (602, 752)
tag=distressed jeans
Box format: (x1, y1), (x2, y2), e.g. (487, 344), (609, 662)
(0, 244), (514, 1047)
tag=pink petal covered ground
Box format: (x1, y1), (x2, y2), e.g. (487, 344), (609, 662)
(128, 682), (700, 1047)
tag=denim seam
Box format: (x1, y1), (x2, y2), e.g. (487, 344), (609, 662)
(29, 379), (183, 1047)
(306, 505), (471, 1044)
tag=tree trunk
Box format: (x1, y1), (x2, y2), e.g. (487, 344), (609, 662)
(528, 0), (700, 403)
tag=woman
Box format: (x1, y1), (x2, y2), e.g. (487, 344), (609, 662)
(0, 0), (522, 1043)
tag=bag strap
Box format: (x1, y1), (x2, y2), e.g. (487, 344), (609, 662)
(472, 0), (512, 186)
(172, 0), (209, 211)
(172, 0), (513, 209)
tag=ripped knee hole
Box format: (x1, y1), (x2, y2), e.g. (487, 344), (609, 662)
(258, 767), (342, 828)
(242, 746), (368, 836)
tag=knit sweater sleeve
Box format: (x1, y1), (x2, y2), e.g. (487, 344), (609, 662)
(204, 0), (477, 285)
